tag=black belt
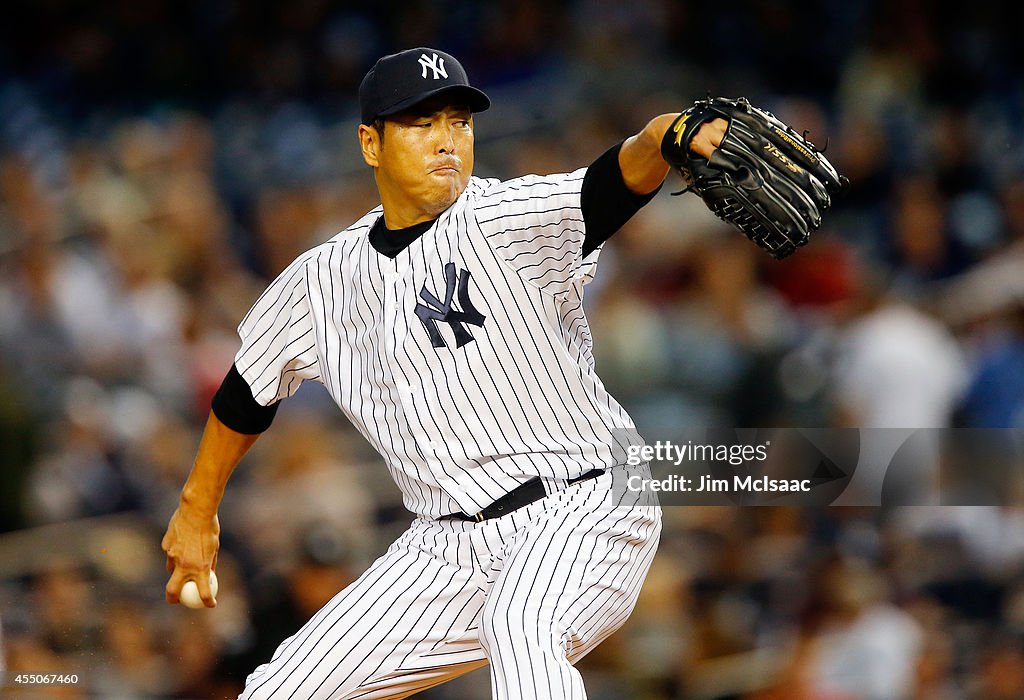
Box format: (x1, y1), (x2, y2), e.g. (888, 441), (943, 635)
(440, 469), (605, 522)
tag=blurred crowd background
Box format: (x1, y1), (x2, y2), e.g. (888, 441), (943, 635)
(2, 1), (1024, 698)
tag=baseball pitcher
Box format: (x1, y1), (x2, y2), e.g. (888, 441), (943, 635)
(162, 47), (843, 699)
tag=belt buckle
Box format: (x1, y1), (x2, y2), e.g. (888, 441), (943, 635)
(473, 511), (485, 523)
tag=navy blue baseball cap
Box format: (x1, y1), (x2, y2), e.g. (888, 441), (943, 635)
(359, 48), (490, 125)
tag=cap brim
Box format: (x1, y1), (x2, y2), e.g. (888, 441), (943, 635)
(376, 85), (491, 120)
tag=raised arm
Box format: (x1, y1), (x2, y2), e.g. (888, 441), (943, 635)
(618, 113), (728, 195)
(161, 411), (261, 608)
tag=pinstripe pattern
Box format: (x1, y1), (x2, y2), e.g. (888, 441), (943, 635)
(234, 167), (661, 698)
(240, 475), (661, 700)
(234, 171), (635, 519)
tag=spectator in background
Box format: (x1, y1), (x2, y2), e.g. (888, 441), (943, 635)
(959, 304), (1024, 427)
(803, 559), (923, 700)
(944, 180), (1024, 428)
(887, 177), (972, 296)
(831, 269), (967, 429)
(756, 557), (923, 700)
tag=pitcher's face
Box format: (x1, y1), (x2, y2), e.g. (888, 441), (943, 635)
(361, 101), (475, 225)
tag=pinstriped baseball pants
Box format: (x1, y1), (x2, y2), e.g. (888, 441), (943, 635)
(239, 472), (662, 699)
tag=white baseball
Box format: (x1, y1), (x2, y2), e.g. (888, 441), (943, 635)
(179, 571), (219, 609)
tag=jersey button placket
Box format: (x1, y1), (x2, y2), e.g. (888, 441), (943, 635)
(397, 382), (417, 413)
(384, 265), (407, 344)
(385, 272), (399, 309)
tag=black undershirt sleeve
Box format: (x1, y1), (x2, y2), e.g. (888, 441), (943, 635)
(211, 364), (280, 434)
(580, 141), (662, 259)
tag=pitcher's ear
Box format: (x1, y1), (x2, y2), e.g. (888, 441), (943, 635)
(358, 123), (382, 167)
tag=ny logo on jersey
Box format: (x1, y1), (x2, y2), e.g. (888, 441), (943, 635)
(415, 263), (485, 349)
(418, 52), (447, 80)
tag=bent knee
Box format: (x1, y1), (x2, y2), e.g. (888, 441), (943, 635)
(479, 604), (568, 658)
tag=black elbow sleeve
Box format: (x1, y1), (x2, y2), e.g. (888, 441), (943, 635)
(580, 141), (661, 258)
(211, 365), (280, 434)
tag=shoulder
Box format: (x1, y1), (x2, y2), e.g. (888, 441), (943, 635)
(468, 170), (589, 203)
(466, 175), (503, 199)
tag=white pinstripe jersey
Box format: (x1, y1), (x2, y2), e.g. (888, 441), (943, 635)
(235, 169), (637, 518)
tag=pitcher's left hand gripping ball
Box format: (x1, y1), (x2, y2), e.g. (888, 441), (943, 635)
(662, 96), (848, 259)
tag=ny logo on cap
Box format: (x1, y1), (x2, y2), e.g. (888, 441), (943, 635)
(418, 52), (448, 80)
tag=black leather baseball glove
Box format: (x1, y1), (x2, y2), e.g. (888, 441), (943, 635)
(661, 96), (848, 259)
